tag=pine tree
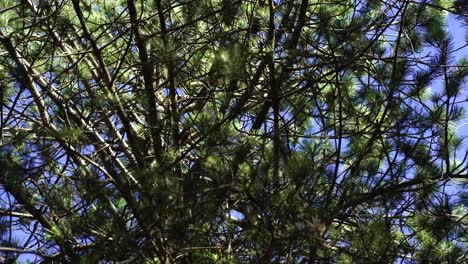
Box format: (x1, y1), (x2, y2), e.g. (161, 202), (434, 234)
(0, 0), (467, 262)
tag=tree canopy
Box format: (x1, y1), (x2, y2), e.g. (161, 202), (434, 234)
(0, 0), (467, 263)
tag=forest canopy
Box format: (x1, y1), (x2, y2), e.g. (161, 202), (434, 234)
(0, 0), (467, 263)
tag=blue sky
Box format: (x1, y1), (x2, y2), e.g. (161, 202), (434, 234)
(447, 15), (468, 158)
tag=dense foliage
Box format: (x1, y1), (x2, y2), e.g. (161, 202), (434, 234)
(0, 0), (467, 263)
